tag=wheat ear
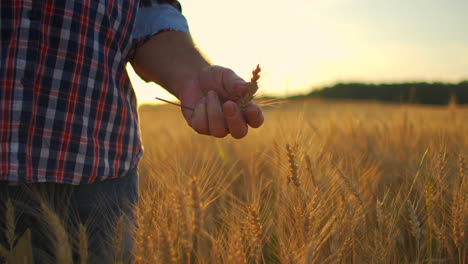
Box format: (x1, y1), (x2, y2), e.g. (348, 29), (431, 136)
(459, 153), (465, 184)
(335, 166), (365, 208)
(191, 178), (202, 235)
(376, 199), (385, 232)
(407, 201), (421, 241)
(239, 64), (261, 111)
(39, 200), (73, 263)
(245, 204), (263, 260)
(286, 144), (300, 187)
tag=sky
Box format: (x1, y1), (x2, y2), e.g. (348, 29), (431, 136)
(129, 0), (468, 104)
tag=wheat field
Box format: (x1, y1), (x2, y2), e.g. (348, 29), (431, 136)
(135, 99), (467, 264)
(1, 99), (467, 263)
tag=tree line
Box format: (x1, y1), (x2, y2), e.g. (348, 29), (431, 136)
(306, 81), (468, 105)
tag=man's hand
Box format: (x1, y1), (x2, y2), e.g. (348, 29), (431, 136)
(178, 66), (264, 139)
(132, 31), (263, 138)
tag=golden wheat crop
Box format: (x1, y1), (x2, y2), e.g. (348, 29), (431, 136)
(2, 99), (467, 263)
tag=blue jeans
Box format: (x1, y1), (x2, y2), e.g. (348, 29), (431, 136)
(0, 168), (139, 264)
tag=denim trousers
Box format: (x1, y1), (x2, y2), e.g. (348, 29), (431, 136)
(0, 168), (139, 264)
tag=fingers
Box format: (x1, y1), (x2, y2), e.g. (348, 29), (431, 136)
(223, 101), (248, 139)
(189, 92), (230, 138)
(189, 97), (209, 135)
(189, 92), (262, 139)
(180, 80), (204, 122)
(244, 103), (264, 128)
(206, 91), (228, 138)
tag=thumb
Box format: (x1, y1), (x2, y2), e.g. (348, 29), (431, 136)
(219, 67), (249, 100)
(179, 79), (203, 122)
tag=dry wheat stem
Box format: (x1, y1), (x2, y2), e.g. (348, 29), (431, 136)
(154, 97), (194, 111)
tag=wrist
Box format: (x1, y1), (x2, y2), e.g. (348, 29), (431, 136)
(166, 59), (211, 99)
(132, 31), (211, 99)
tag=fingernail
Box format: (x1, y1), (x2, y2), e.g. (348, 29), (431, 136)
(224, 103), (236, 117)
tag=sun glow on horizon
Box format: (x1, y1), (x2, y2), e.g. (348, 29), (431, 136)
(130, 0), (468, 104)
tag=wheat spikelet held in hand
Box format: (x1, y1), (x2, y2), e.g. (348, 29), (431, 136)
(239, 65), (261, 111)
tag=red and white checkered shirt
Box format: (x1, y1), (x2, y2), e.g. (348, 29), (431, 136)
(0, 0), (188, 184)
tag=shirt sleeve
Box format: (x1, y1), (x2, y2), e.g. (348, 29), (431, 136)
(127, 1), (188, 61)
(132, 2), (189, 40)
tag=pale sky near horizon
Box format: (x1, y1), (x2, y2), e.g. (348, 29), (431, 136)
(129, 0), (468, 104)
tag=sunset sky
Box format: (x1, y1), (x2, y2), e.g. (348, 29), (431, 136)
(129, 0), (468, 104)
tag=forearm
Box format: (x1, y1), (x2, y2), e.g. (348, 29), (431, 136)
(132, 31), (211, 98)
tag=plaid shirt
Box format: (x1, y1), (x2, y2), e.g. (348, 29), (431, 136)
(0, 0), (188, 184)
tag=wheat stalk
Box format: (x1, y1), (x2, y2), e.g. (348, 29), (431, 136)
(407, 201), (422, 241)
(335, 166), (365, 209)
(39, 200), (73, 264)
(245, 204), (263, 261)
(305, 154), (318, 191)
(154, 97), (194, 111)
(160, 225), (178, 264)
(78, 224), (88, 264)
(6, 199), (16, 251)
(375, 199), (385, 232)
(113, 215), (124, 264)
